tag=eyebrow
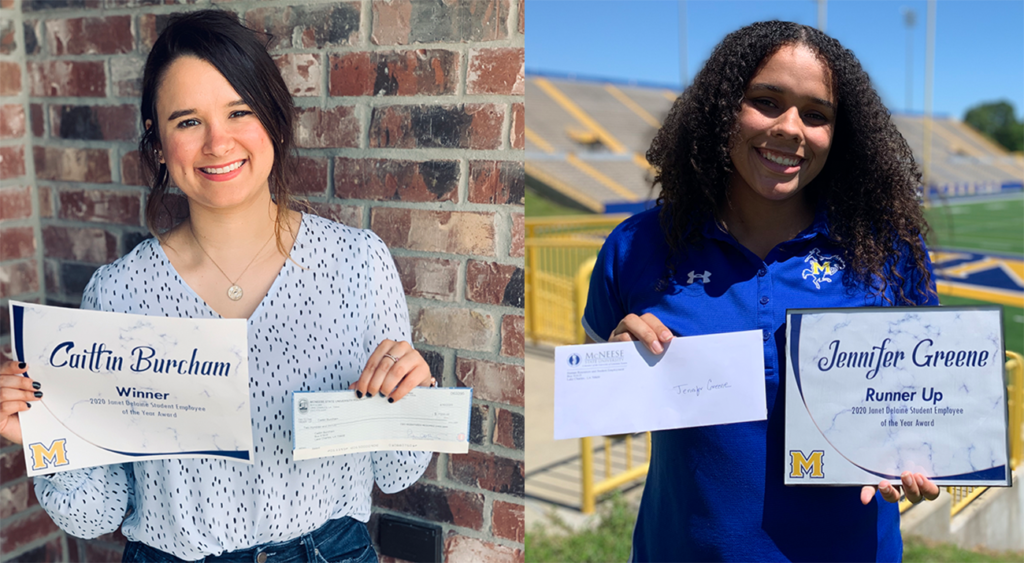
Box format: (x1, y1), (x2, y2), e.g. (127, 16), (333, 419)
(748, 83), (834, 110)
(166, 100), (248, 122)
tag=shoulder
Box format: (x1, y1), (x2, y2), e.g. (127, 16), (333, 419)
(81, 237), (163, 310)
(295, 213), (394, 266)
(600, 207), (672, 269)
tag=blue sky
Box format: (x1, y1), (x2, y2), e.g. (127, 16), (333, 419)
(526, 0), (1024, 120)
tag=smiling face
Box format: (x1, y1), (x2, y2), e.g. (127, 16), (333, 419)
(728, 43), (835, 204)
(152, 56), (275, 213)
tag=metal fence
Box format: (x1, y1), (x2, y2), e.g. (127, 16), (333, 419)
(526, 214), (1024, 515)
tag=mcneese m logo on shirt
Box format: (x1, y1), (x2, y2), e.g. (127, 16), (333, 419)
(802, 248), (845, 289)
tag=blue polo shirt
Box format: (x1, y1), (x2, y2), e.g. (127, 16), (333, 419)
(583, 207), (937, 562)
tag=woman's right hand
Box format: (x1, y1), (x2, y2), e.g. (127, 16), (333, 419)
(1, 360), (41, 445)
(608, 313), (674, 354)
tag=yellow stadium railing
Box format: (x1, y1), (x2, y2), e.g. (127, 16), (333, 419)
(526, 215), (1024, 516)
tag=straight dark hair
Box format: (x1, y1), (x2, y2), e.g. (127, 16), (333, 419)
(139, 9), (297, 253)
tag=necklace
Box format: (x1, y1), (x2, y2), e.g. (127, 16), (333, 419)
(189, 222), (275, 301)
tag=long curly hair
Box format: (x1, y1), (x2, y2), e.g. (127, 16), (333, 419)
(648, 21), (932, 304)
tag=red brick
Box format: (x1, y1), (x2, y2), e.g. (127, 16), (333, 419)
(455, 357), (524, 406)
(501, 315), (524, 358)
(467, 48), (524, 95)
(370, 104), (503, 150)
(294, 106), (359, 149)
(511, 102), (524, 149)
(518, 0), (524, 35)
(0, 186), (32, 221)
(34, 147), (111, 183)
(470, 403), (490, 445)
(335, 158), (458, 202)
(0, 62), (20, 96)
(28, 61), (105, 97)
(493, 408), (524, 450)
(0, 480), (39, 520)
(306, 202), (362, 229)
(0, 447), (26, 482)
(30, 104), (43, 138)
(372, 0), (511, 45)
(292, 156), (328, 196)
(510, 213), (524, 257)
(82, 541), (124, 563)
(0, 226), (35, 261)
(414, 308), (495, 351)
(4, 535), (63, 563)
(0, 0), (13, 9)
(0, 146), (25, 180)
(0, 260), (39, 296)
(121, 151), (145, 187)
(50, 104), (137, 141)
(448, 449), (523, 495)
(38, 186), (53, 218)
(58, 189), (140, 225)
(330, 50), (459, 97)
(274, 54), (322, 97)
(444, 534), (523, 563)
(245, 4), (360, 51)
(371, 208), (496, 255)
(110, 55), (144, 97)
(0, 15), (13, 56)
(328, 52), (373, 97)
(393, 256), (458, 301)
(492, 500), (524, 543)
(0, 105), (25, 139)
(372, 481), (483, 530)
(23, 19), (40, 56)
(43, 226), (118, 263)
(45, 16), (132, 55)
(469, 161), (524, 205)
(467, 261), (523, 306)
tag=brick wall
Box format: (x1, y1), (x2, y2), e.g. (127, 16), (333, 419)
(0, 1), (525, 562)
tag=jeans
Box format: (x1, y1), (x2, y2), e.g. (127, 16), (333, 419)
(121, 517), (377, 563)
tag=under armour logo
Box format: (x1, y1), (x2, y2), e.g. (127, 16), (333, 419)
(687, 270), (711, 284)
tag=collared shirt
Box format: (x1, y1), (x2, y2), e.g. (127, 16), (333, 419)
(584, 206), (936, 562)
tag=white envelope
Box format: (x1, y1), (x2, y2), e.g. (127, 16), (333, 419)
(553, 330), (767, 440)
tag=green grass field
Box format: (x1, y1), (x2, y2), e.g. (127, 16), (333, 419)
(925, 194), (1024, 255)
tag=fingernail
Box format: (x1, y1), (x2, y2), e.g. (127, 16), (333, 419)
(388, 397), (394, 404)
(18, 362), (26, 369)
(661, 331), (672, 341)
(34, 391), (43, 398)
(32, 382), (41, 390)
(378, 392), (385, 398)
(26, 402), (31, 408)
(355, 390), (363, 398)
(652, 341), (663, 354)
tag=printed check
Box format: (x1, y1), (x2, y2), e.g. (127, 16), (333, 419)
(554, 331), (767, 440)
(10, 301), (253, 477)
(292, 388), (473, 460)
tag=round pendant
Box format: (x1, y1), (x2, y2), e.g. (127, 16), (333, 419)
(227, 285), (243, 301)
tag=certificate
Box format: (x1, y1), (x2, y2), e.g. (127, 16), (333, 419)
(292, 388), (472, 460)
(10, 301), (254, 477)
(553, 331), (767, 440)
(785, 306), (1009, 486)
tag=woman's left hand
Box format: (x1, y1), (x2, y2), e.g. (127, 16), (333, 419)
(349, 339), (434, 403)
(860, 472), (940, 505)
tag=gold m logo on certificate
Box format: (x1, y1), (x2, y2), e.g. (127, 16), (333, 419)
(10, 301), (255, 476)
(784, 306), (1010, 487)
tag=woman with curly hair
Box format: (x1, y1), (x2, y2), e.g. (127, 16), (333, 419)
(583, 21), (939, 561)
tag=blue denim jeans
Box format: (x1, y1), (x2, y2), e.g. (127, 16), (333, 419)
(121, 517), (377, 563)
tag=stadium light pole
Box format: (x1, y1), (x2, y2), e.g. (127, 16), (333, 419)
(923, 0), (936, 190)
(816, 0), (827, 32)
(679, 0), (688, 89)
(902, 7), (916, 112)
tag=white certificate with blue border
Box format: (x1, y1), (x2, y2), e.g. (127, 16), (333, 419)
(10, 301), (254, 477)
(785, 306), (1009, 486)
(292, 388), (472, 460)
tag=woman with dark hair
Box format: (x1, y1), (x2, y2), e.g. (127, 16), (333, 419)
(0, 10), (431, 562)
(584, 21), (939, 561)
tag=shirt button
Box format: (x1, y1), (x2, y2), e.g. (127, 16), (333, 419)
(758, 268), (767, 277)
(760, 296), (769, 305)
(763, 329), (771, 341)
(257, 552), (268, 563)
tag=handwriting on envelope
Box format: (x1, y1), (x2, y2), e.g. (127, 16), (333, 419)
(553, 330), (767, 440)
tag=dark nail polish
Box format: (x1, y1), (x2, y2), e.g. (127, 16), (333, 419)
(26, 402), (31, 408)
(355, 390), (363, 398)
(18, 362), (26, 369)
(378, 392), (385, 398)
(388, 397), (394, 403)
(32, 382), (41, 390)
(34, 391), (43, 398)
